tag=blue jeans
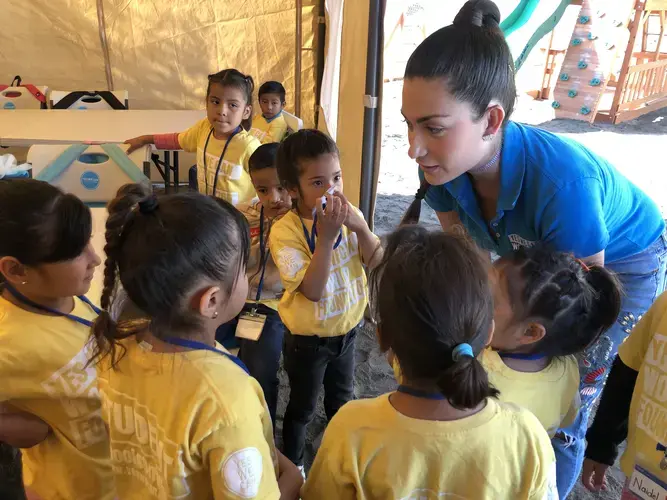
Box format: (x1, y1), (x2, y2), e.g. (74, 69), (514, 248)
(553, 233), (667, 498)
(215, 304), (285, 426)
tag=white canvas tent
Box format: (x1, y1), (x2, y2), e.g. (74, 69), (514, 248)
(0, 0), (385, 222)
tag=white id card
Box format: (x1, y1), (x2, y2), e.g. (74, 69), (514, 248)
(235, 309), (267, 341)
(622, 463), (666, 500)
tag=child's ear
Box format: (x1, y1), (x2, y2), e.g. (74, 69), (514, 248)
(243, 104), (252, 120)
(0, 257), (28, 286)
(485, 319), (495, 348)
(287, 186), (300, 201)
(519, 322), (546, 346)
(196, 285), (223, 320)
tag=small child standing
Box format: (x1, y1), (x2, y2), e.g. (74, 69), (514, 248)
(89, 184), (302, 499)
(215, 143), (292, 425)
(250, 81), (289, 144)
(582, 291), (667, 494)
(125, 69), (260, 206)
(270, 130), (382, 467)
(303, 226), (557, 499)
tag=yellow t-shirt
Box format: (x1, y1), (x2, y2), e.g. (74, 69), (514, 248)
(237, 199), (284, 311)
(617, 291), (667, 479)
(302, 394), (558, 500)
(97, 337), (280, 499)
(481, 349), (580, 437)
(269, 209), (371, 337)
(178, 118), (260, 205)
(0, 296), (113, 500)
(249, 113), (289, 144)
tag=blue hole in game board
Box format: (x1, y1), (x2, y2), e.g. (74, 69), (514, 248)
(79, 153), (110, 165)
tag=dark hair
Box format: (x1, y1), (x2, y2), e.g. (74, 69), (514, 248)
(0, 179), (92, 280)
(371, 225), (498, 409)
(258, 81), (286, 103)
(276, 129), (339, 190)
(89, 184), (250, 368)
(405, 0), (516, 124)
(207, 68), (255, 131)
(249, 143), (279, 173)
(501, 245), (622, 357)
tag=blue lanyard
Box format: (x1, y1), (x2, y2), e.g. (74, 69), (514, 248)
(162, 336), (249, 374)
(3, 283), (100, 327)
(299, 212), (342, 254)
(397, 385), (446, 400)
(253, 207), (271, 303)
(203, 126), (241, 196)
(498, 352), (547, 361)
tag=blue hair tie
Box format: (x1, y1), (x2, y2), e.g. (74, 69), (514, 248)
(452, 343), (474, 361)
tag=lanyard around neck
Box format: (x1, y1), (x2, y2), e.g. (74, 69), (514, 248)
(252, 206), (271, 303)
(298, 212), (342, 254)
(397, 385), (446, 400)
(162, 336), (249, 374)
(498, 352), (547, 361)
(3, 283), (100, 327)
(202, 126), (241, 196)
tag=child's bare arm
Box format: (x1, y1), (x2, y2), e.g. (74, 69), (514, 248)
(0, 404), (50, 448)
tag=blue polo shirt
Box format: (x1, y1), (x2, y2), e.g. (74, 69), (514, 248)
(423, 121), (664, 263)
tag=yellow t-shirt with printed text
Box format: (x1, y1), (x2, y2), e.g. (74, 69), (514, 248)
(617, 291), (667, 479)
(269, 209), (371, 337)
(178, 118), (260, 205)
(481, 349), (580, 437)
(302, 395), (558, 500)
(0, 296), (113, 500)
(237, 199), (284, 311)
(249, 113), (289, 144)
(97, 337), (280, 500)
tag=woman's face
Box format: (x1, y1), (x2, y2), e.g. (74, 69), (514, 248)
(401, 77), (491, 186)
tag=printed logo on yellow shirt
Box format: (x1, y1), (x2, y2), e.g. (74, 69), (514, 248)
(42, 343), (107, 449)
(102, 387), (190, 498)
(221, 447), (263, 498)
(636, 333), (667, 445)
(276, 247), (306, 279)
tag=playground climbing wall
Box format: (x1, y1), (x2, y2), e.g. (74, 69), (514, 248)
(552, 0), (635, 122)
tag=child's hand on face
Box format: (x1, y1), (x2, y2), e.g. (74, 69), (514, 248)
(316, 193), (348, 244)
(335, 192), (369, 234)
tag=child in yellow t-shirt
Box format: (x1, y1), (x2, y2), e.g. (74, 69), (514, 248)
(270, 129), (382, 467)
(250, 81), (289, 144)
(125, 68), (261, 206)
(303, 226), (557, 499)
(0, 179), (113, 500)
(582, 291), (667, 494)
(214, 143), (292, 425)
(487, 245), (621, 498)
(88, 184), (302, 499)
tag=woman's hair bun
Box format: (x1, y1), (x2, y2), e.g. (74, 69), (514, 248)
(454, 0), (501, 29)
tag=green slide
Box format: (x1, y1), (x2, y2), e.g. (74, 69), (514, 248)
(502, 0), (572, 71)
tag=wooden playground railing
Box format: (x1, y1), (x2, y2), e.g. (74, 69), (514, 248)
(615, 58), (667, 117)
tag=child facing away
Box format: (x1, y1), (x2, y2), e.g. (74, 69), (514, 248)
(269, 129), (383, 468)
(486, 245), (621, 498)
(582, 291), (667, 495)
(125, 69), (261, 206)
(88, 184), (302, 499)
(214, 143), (292, 425)
(0, 179), (113, 499)
(302, 226), (557, 499)
(250, 81), (289, 144)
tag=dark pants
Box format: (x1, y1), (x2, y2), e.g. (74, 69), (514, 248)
(282, 327), (358, 466)
(215, 304), (285, 426)
(188, 165), (198, 191)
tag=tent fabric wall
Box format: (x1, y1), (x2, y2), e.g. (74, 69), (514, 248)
(1, 0), (318, 127)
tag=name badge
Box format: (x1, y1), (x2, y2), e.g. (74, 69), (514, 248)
(622, 464), (667, 500)
(235, 309), (267, 341)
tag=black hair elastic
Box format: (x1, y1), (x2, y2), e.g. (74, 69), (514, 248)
(138, 195), (159, 214)
(415, 179), (430, 200)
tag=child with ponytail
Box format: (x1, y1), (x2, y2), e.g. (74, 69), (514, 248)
(302, 226), (557, 499)
(89, 184), (301, 499)
(125, 69), (261, 206)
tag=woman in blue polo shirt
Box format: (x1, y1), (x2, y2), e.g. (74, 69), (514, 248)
(401, 0), (666, 497)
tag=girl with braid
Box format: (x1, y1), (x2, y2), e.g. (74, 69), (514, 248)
(88, 184), (302, 499)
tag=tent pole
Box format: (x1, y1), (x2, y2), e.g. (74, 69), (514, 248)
(359, 0), (382, 221)
(295, 0), (303, 117)
(315, 0), (327, 128)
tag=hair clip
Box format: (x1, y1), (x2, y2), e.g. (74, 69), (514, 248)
(576, 258), (590, 272)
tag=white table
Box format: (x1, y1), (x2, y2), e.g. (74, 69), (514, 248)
(0, 109), (205, 147)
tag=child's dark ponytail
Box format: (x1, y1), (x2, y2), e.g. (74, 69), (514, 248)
(583, 265), (623, 346)
(400, 179), (429, 225)
(89, 183), (152, 368)
(371, 225), (497, 410)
